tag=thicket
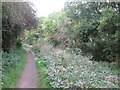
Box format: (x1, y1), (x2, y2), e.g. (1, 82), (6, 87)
(64, 2), (120, 62)
(39, 2), (120, 62)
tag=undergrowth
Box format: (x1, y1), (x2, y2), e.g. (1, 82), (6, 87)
(2, 48), (27, 88)
(32, 42), (119, 88)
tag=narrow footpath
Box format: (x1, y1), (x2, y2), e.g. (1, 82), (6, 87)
(17, 49), (38, 88)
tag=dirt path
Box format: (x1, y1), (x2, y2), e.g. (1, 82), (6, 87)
(16, 49), (38, 88)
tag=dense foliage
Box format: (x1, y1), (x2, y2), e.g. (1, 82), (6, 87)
(39, 2), (120, 62)
(2, 2), (38, 52)
(64, 2), (120, 62)
(1, 1), (119, 88)
(2, 48), (27, 88)
(32, 42), (119, 88)
(1, 1), (38, 88)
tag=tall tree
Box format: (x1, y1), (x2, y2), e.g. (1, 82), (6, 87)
(64, 2), (120, 62)
(2, 2), (38, 52)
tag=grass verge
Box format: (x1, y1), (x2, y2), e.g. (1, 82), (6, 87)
(36, 55), (51, 88)
(2, 47), (27, 88)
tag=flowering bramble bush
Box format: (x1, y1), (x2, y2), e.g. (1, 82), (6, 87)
(38, 51), (119, 88)
(34, 43), (119, 88)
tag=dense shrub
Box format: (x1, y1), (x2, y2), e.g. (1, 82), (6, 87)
(64, 2), (120, 62)
(38, 2), (119, 62)
(2, 52), (20, 70)
(2, 51), (20, 86)
(16, 39), (23, 48)
(2, 48), (27, 88)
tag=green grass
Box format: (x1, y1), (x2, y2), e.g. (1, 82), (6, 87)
(2, 47), (27, 88)
(36, 56), (51, 88)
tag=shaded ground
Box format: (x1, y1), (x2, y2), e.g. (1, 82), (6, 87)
(16, 49), (38, 88)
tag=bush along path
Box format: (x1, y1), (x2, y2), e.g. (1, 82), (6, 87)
(2, 48), (27, 88)
(16, 48), (38, 88)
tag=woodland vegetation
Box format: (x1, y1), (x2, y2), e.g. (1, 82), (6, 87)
(1, 1), (119, 88)
(36, 2), (120, 62)
(1, 1), (38, 88)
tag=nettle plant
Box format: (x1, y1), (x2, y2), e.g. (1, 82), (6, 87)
(39, 51), (119, 88)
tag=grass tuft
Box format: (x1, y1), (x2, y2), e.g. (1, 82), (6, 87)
(36, 57), (51, 88)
